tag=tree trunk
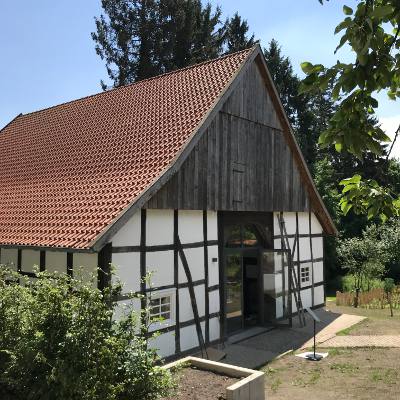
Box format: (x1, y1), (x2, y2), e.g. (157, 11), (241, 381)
(354, 288), (360, 308)
(388, 293), (394, 317)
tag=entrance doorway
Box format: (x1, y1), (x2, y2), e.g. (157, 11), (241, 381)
(225, 251), (260, 333)
(220, 212), (274, 335)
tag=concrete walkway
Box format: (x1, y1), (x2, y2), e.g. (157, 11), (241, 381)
(322, 335), (400, 348)
(211, 309), (400, 368)
(213, 308), (364, 369)
(301, 313), (366, 348)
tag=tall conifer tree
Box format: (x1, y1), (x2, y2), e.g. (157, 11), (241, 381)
(225, 13), (255, 54)
(93, 0), (225, 87)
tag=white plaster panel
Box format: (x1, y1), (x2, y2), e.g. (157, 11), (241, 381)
(208, 245), (219, 286)
(209, 317), (220, 342)
(207, 211), (218, 241)
(21, 249), (40, 273)
(73, 253), (98, 285)
(178, 210), (203, 244)
(179, 285), (205, 322)
(313, 261), (324, 283)
(298, 237), (311, 261)
(113, 298), (141, 321)
(274, 237), (294, 250)
(314, 284), (325, 306)
(312, 237), (324, 259)
(149, 331), (175, 358)
(275, 296), (283, 319)
(112, 252), (141, 293)
(180, 322), (205, 352)
(146, 251), (174, 288)
(111, 210), (141, 247)
(310, 213), (323, 234)
(273, 212), (280, 236)
(282, 212), (297, 235)
(297, 212), (310, 235)
(178, 246), (204, 283)
(46, 251), (67, 274)
(300, 288), (312, 309)
(146, 209), (174, 246)
(288, 236), (296, 252)
(209, 289), (220, 315)
(0, 248), (18, 270)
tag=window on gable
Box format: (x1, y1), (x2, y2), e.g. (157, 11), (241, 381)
(300, 266), (310, 283)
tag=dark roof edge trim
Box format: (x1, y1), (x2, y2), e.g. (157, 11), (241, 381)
(0, 243), (96, 254)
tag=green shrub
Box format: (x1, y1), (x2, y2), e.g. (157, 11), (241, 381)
(341, 274), (384, 292)
(0, 266), (173, 400)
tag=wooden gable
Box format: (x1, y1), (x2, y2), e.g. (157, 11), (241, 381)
(144, 59), (310, 213)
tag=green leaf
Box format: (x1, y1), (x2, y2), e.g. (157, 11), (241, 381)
(300, 62), (314, 74)
(371, 5), (394, 19)
(334, 17), (352, 34)
(340, 175), (362, 186)
(343, 5), (353, 15)
(341, 201), (353, 215)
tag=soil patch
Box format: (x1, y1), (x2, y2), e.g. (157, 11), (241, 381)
(162, 366), (239, 400)
(263, 347), (400, 400)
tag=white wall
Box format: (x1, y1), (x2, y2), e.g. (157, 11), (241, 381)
(0, 248), (98, 279)
(0, 248), (18, 270)
(73, 253), (98, 286)
(273, 211), (325, 311)
(21, 250), (40, 273)
(109, 208), (220, 358)
(46, 251), (67, 274)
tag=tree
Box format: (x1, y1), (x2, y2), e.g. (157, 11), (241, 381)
(92, 0), (226, 88)
(224, 13), (255, 54)
(338, 236), (386, 307)
(301, 1), (400, 221)
(92, 0), (160, 88)
(384, 277), (395, 317)
(264, 39), (335, 168)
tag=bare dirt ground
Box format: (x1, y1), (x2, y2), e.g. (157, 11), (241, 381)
(263, 302), (400, 400)
(264, 347), (400, 400)
(162, 366), (238, 400)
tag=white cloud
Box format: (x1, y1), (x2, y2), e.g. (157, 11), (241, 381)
(379, 116), (400, 159)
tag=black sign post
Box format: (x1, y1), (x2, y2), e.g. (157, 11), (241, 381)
(305, 307), (323, 361)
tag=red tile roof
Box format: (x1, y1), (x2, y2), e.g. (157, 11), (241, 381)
(0, 48), (253, 249)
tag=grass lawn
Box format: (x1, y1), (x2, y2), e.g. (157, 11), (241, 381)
(326, 299), (400, 335)
(263, 302), (400, 399)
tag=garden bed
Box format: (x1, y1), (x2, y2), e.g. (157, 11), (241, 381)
(162, 365), (238, 400)
(162, 356), (265, 400)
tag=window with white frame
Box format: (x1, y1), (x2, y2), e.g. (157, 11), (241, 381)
(149, 293), (173, 322)
(300, 266), (310, 283)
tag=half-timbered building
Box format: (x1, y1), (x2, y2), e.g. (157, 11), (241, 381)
(0, 44), (336, 358)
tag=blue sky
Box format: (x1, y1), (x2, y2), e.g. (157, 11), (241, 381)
(1, 0), (399, 150)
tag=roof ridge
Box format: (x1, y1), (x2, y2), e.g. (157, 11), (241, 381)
(19, 46), (256, 120)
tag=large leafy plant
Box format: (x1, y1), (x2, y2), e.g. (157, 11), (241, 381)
(301, 0), (400, 221)
(0, 267), (173, 400)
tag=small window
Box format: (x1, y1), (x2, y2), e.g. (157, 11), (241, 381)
(301, 266), (310, 283)
(149, 294), (172, 321)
